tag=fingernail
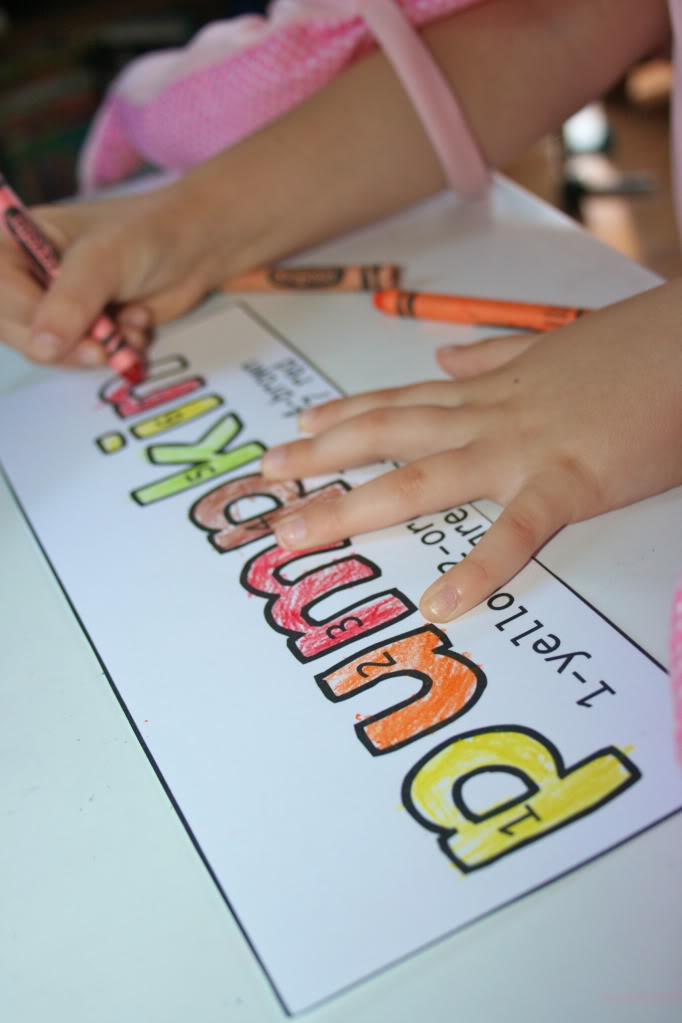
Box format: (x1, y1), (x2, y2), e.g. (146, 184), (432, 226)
(275, 515), (306, 549)
(30, 331), (62, 361)
(78, 342), (105, 367)
(261, 446), (287, 478)
(297, 409), (314, 432)
(421, 583), (461, 622)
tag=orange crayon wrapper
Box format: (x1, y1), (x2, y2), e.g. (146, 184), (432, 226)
(373, 288), (587, 332)
(224, 264), (402, 293)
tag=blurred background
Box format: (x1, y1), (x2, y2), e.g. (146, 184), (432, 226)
(0, 1), (679, 278)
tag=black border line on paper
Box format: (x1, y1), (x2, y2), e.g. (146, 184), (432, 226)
(1, 300), (678, 1018)
(468, 505), (668, 672)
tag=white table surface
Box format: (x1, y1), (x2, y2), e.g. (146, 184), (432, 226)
(1, 177), (681, 1023)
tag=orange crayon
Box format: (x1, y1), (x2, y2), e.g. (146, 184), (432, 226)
(224, 264), (401, 292)
(373, 288), (587, 332)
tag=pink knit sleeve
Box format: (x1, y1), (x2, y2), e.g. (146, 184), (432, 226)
(78, 0), (490, 194)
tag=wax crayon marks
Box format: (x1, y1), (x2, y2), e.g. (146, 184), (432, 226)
(95, 394), (225, 454)
(131, 394), (224, 438)
(132, 413), (265, 506)
(88, 324), (643, 876)
(190, 474), (350, 553)
(95, 355), (224, 456)
(402, 725), (640, 872)
(241, 540), (416, 662)
(96, 359), (266, 503)
(316, 625), (486, 755)
(99, 355), (204, 419)
(96, 431), (126, 454)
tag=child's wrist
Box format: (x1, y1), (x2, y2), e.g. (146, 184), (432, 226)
(168, 152), (285, 283)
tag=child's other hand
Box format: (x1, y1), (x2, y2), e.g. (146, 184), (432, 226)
(0, 178), (239, 369)
(262, 279), (682, 622)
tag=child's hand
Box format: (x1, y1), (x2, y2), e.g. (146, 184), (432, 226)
(262, 279), (682, 622)
(0, 177), (246, 369)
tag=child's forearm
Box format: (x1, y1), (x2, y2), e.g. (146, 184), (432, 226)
(5, 0), (670, 366)
(179, 0), (671, 275)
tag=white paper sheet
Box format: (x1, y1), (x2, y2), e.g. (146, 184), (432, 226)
(1, 303), (680, 1014)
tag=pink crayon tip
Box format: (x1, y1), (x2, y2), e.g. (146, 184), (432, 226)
(123, 360), (146, 385)
(109, 345), (146, 385)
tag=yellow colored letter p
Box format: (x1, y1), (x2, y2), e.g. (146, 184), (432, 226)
(402, 725), (640, 872)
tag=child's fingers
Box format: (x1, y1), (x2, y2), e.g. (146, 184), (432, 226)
(273, 445), (492, 552)
(262, 405), (477, 480)
(0, 261), (47, 354)
(119, 325), (149, 352)
(298, 380), (466, 434)
(28, 237), (126, 364)
(419, 472), (568, 622)
(33, 323), (150, 371)
(58, 341), (108, 369)
(436, 332), (540, 379)
(118, 304), (153, 330)
(124, 275), (212, 326)
(0, 226), (151, 368)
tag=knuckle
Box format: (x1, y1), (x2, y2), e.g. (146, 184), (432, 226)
(310, 398), (342, 428)
(386, 385), (416, 405)
(361, 407), (394, 435)
(373, 387), (401, 405)
(461, 553), (497, 594)
(294, 492), (347, 543)
(504, 506), (542, 553)
(554, 454), (605, 518)
(320, 497), (350, 535)
(275, 438), (306, 472)
(392, 463), (428, 504)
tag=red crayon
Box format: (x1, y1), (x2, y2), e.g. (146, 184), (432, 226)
(0, 174), (145, 384)
(373, 288), (587, 332)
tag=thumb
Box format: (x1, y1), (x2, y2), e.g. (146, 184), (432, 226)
(419, 472), (567, 622)
(28, 234), (125, 365)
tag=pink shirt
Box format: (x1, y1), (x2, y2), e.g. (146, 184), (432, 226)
(78, 1), (487, 195)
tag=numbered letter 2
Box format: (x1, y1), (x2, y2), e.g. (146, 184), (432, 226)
(316, 625), (486, 754)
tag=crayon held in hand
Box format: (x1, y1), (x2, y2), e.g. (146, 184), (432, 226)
(373, 288), (587, 332)
(224, 264), (402, 292)
(0, 173), (146, 384)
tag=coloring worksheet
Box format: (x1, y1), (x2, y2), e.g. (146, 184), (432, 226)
(0, 303), (680, 1014)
